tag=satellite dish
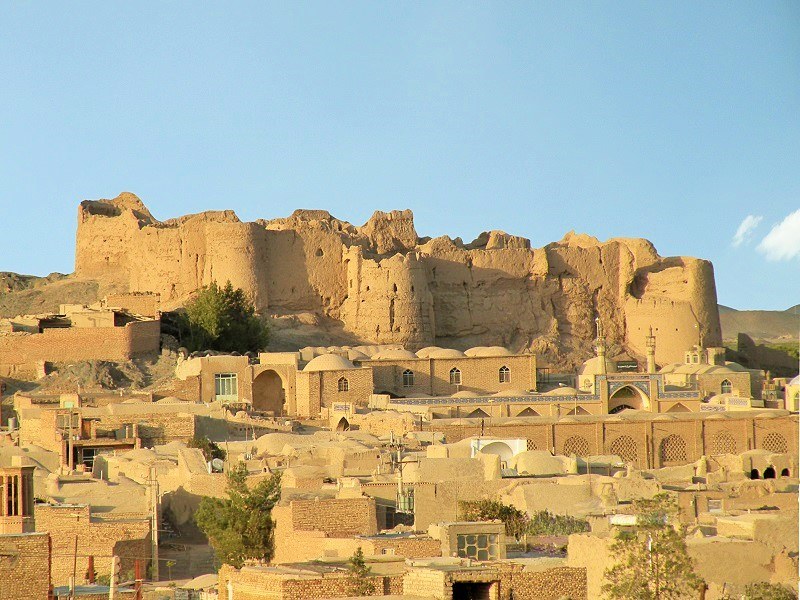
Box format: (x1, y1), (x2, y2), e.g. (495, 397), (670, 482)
(210, 458), (224, 473)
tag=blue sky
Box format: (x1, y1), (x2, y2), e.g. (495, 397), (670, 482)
(1, 2), (797, 310)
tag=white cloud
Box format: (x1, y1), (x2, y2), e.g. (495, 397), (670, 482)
(732, 214), (763, 247)
(757, 209), (800, 261)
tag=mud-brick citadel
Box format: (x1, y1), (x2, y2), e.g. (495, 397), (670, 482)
(0, 193), (797, 600)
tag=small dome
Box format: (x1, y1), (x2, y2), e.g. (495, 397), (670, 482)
(492, 388), (529, 397)
(347, 349), (369, 361)
(416, 346), (443, 358)
(451, 390), (480, 398)
(789, 375), (800, 386)
(578, 356), (617, 376)
(429, 348), (466, 359)
(372, 349), (418, 360)
(543, 386), (580, 396)
(464, 346), (514, 357)
(722, 361), (748, 372)
(302, 353), (357, 372)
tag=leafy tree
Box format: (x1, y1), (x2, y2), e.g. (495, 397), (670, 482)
(742, 583), (798, 600)
(347, 547), (376, 596)
(458, 499), (530, 541)
(188, 435), (226, 462)
(527, 510), (590, 536)
(195, 463), (281, 567)
(179, 281), (269, 353)
(603, 494), (704, 600)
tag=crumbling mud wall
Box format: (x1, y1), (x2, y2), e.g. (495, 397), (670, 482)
(74, 193), (722, 366)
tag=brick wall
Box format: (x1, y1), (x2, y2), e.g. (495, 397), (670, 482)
(495, 563), (587, 600)
(98, 413), (197, 445)
(364, 354), (537, 398)
(0, 320), (160, 376)
(425, 413), (798, 469)
(289, 497), (377, 537)
(34, 504), (150, 586)
(218, 565), (400, 600)
(0, 532), (50, 600)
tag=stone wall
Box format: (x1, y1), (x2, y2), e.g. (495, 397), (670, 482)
(73, 194), (722, 367)
(0, 532), (50, 600)
(34, 504), (150, 585)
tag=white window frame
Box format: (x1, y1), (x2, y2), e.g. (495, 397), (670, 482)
(214, 373), (238, 401)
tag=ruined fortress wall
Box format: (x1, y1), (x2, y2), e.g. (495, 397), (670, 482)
(74, 194), (722, 365)
(0, 320), (160, 377)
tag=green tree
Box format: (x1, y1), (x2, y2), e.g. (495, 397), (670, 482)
(180, 281), (269, 353)
(458, 499), (530, 541)
(188, 435), (226, 462)
(347, 547), (376, 596)
(603, 494), (704, 600)
(527, 510), (590, 536)
(195, 463), (281, 567)
(742, 583), (798, 600)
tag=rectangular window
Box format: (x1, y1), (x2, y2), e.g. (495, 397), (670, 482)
(456, 533), (499, 561)
(214, 373), (238, 401)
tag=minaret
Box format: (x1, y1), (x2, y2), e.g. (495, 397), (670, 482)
(646, 326), (657, 374)
(595, 317), (607, 375)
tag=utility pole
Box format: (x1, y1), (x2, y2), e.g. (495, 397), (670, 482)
(148, 466), (160, 581)
(109, 555), (120, 600)
(70, 535), (77, 600)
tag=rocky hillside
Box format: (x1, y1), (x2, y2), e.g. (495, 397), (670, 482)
(719, 304), (799, 342)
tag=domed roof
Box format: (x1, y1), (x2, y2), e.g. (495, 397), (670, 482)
(428, 348), (466, 359)
(372, 349), (418, 360)
(347, 349), (370, 361)
(789, 375), (800, 386)
(722, 361), (749, 372)
(543, 386), (580, 396)
(464, 346), (514, 357)
(492, 388), (529, 397)
(578, 356), (617, 376)
(415, 346), (443, 358)
(451, 390), (480, 398)
(302, 353), (357, 372)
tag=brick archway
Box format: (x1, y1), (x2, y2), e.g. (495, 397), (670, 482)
(252, 370), (285, 415)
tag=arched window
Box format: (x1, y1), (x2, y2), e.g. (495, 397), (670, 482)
(449, 368), (461, 386)
(499, 366), (510, 384)
(402, 369), (414, 387)
(337, 377), (349, 392)
(720, 379), (732, 394)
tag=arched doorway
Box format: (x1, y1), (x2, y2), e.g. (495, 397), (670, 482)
(750, 468), (760, 479)
(781, 468), (790, 478)
(252, 370), (285, 415)
(336, 417), (350, 432)
(763, 466), (776, 479)
(608, 386), (649, 414)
